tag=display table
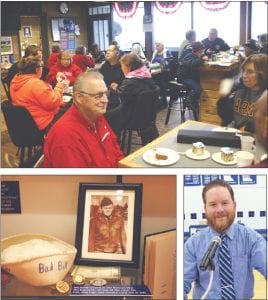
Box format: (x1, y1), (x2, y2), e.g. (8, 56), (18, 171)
(1, 267), (150, 299)
(199, 61), (240, 125)
(118, 120), (264, 168)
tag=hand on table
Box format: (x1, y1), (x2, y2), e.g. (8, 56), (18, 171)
(56, 72), (67, 83)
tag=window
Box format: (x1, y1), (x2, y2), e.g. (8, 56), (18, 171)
(113, 2), (145, 50)
(153, 2), (191, 50)
(193, 2), (240, 47)
(251, 1), (268, 40)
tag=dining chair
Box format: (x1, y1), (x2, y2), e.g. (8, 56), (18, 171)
(104, 103), (124, 143)
(1, 100), (44, 167)
(121, 88), (160, 155)
(1, 76), (11, 101)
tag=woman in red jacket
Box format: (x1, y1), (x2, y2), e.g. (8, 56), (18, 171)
(72, 45), (95, 71)
(46, 50), (82, 87)
(10, 56), (68, 132)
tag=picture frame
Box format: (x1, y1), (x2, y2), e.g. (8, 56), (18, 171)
(22, 26), (32, 38)
(75, 183), (143, 268)
(1, 36), (13, 55)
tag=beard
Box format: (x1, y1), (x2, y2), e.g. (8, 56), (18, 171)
(206, 209), (236, 234)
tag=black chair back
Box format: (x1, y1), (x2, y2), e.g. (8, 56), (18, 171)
(104, 103), (124, 141)
(1, 77), (11, 101)
(1, 100), (44, 147)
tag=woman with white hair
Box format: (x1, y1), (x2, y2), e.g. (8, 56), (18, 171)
(131, 42), (149, 66)
(151, 40), (172, 64)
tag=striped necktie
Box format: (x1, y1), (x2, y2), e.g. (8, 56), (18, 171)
(219, 234), (236, 300)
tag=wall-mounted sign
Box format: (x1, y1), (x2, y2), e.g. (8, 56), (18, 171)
(1, 181), (21, 214)
(1, 36), (13, 55)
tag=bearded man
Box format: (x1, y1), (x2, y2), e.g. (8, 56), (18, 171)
(184, 180), (266, 300)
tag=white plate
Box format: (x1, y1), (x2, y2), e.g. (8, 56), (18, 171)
(212, 127), (240, 133)
(212, 152), (237, 165)
(185, 148), (210, 160)
(142, 148), (180, 166)
(63, 95), (72, 102)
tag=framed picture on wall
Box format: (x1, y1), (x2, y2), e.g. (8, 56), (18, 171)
(1, 36), (13, 55)
(75, 183), (142, 267)
(51, 17), (76, 49)
(22, 26), (32, 38)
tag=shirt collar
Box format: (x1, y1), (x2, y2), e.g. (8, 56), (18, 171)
(209, 223), (235, 240)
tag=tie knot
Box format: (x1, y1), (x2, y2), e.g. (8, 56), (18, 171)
(220, 233), (227, 241)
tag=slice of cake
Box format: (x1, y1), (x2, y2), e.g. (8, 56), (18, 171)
(155, 153), (168, 160)
(221, 147), (234, 162)
(192, 142), (205, 156)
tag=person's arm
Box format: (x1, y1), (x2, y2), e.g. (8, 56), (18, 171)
(46, 65), (58, 87)
(120, 218), (127, 254)
(250, 232), (267, 279)
(184, 238), (199, 299)
(68, 64), (82, 85)
(83, 55), (95, 68)
(32, 80), (65, 110)
(88, 219), (95, 252)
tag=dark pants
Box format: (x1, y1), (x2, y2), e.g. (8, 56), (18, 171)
(183, 79), (202, 117)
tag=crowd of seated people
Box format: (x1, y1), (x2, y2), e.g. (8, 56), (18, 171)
(3, 31), (267, 168)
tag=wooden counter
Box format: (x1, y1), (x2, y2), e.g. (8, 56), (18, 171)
(199, 61), (240, 125)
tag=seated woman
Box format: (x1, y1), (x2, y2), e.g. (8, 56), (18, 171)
(110, 53), (159, 126)
(131, 42), (149, 67)
(10, 56), (68, 133)
(150, 40), (173, 108)
(72, 45), (95, 71)
(46, 50), (82, 88)
(217, 54), (267, 133)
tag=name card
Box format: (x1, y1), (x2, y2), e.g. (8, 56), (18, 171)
(1, 181), (21, 214)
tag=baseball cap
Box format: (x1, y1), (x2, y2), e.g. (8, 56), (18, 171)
(243, 39), (259, 51)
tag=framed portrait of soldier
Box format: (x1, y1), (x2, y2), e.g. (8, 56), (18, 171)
(75, 183), (143, 267)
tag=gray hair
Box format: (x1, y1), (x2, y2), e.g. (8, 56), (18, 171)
(73, 70), (104, 96)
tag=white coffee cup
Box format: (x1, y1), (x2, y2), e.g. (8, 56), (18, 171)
(240, 135), (256, 152)
(236, 151), (255, 167)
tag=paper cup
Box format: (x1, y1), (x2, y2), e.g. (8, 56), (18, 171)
(236, 151), (254, 167)
(240, 136), (256, 152)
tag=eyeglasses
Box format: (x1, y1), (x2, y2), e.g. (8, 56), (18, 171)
(61, 58), (71, 61)
(78, 90), (109, 100)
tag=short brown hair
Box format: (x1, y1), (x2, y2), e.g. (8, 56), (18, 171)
(24, 45), (40, 58)
(120, 53), (144, 72)
(17, 56), (42, 74)
(202, 180), (234, 204)
(101, 197), (113, 207)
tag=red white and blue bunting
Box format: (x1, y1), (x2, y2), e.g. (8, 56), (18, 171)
(200, 2), (230, 11)
(154, 1), (182, 14)
(113, 2), (139, 19)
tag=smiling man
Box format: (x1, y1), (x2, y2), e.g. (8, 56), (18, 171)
(43, 70), (123, 168)
(184, 180), (267, 300)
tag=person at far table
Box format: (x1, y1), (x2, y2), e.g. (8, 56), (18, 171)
(5, 44), (47, 88)
(202, 28), (230, 57)
(99, 44), (125, 110)
(150, 40), (173, 109)
(43, 70), (124, 168)
(178, 30), (196, 63)
(46, 50), (82, 88)
(184, 179), (267, 300)
(47, 44), (60, 69)
(72, 45), (95, 72)
(10, 56), (68, 133)
(181, 41), (209, 120)
(217, 54), (267, 133)
(110, 53), (159, 133)
(249, 90), (268, 168)
(131, 42), (149, 67)
(90, 43), (105, 64)
(257, 33), (268, 54)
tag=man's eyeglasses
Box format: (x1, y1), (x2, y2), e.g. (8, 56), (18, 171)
(78, 90), (110, 100)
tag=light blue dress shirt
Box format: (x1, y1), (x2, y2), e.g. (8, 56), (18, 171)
(184, 223), (267, 299)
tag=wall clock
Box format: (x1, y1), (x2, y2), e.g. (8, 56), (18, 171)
(59, 2), (69, 14)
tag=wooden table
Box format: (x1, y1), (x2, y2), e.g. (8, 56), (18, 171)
(199, 61), (240, 125)
(119, 120), (264, 168)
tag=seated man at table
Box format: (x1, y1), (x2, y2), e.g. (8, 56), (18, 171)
(202, 28), (230, 56)
(181, 41), (209, 120)
(217, 54), (267, 133)
(10, 56), (68, 133)
(178, 30), (196, 63)
(99, 44), (125, 110)
(46, 50), (82, 88)
(72, 45), (95, 71)
(43, 70), (124, 168)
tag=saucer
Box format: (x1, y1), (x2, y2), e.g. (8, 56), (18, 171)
(185, 149), (210, 160)
(212, 152), (237, 165)
(142, 148), (180, 166)
(63, 95), (72, 102)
